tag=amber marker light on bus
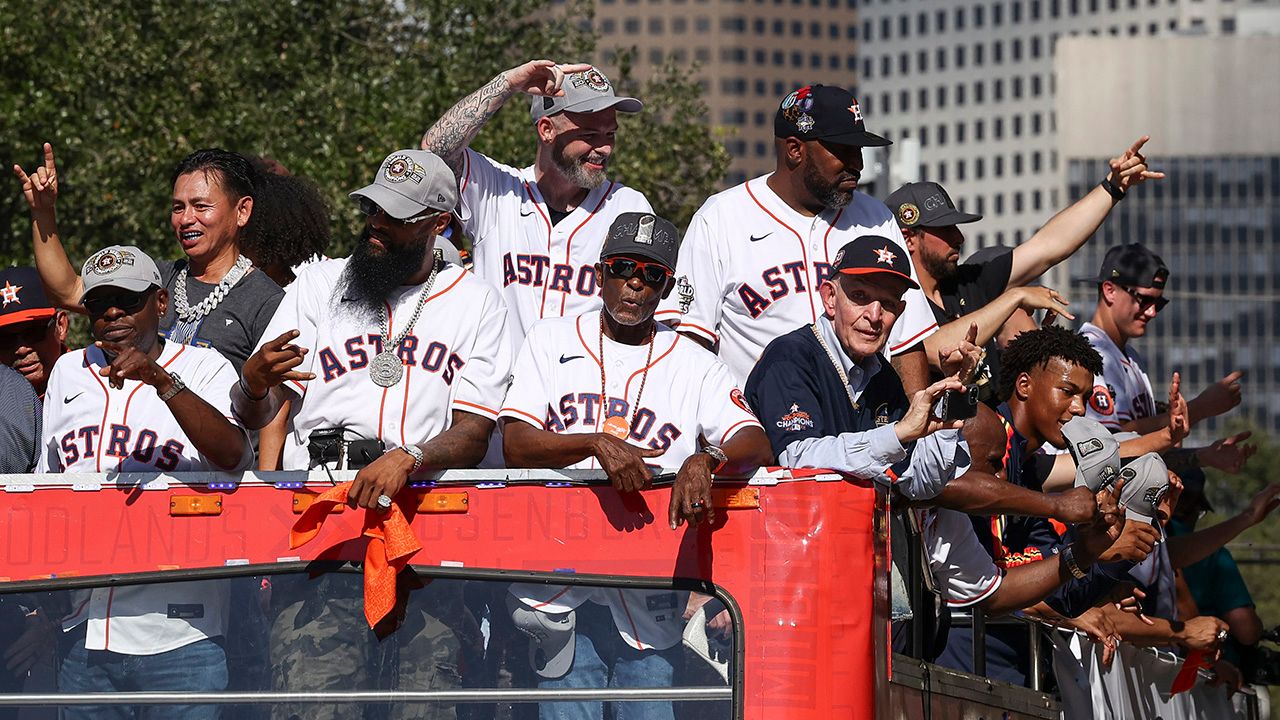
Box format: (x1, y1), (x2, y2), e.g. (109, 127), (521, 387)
(169, 494), (224, 516)
(712, 487), (761, 509)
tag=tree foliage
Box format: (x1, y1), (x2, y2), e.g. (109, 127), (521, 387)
(0, 0), (728, 267)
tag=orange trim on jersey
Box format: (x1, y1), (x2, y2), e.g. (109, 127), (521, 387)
(559, 182), (614, 315)
(529, 586), (573, 609)
(623, 334), (679, 399)
(103, 586), (116, 650)
(823, 209), (842, 266)
(672, 320), (718, 343)
(744, 178), (816, 324)
(574, 315), (605, 370)
(460, 150), (472, 194)
(524, 181), (555, 319)
(499, 406), (544, 428)
(399, 364), (412, 448)
(83, 351), (111, 473)
(615, 588), (645, 650)
(454, 399), (498, 418)
(888, 321), (938, 353)
(945, 574), (1002, 607)
(719, 418), (762, 445)
(121, 344), (186, 427)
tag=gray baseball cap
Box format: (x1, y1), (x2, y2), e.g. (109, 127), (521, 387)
(601, 212), (680, 271)
(506, 594), (576, 679)
(1118, 452), (1171, 523)
(529, 66), (643, 122)
(349, 150), (458, 221)
(79, 245), (163, 304)
(1063, 416), (1121, 492)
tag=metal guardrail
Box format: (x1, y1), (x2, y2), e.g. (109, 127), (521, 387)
(0, 688), (732, 707)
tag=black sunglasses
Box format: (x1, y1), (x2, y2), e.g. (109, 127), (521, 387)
(602, 257), (672, 285)
(83, 287), (156, 316)
(0, 316), (57, 348)
(1118, 284), (1169, 312)
(356, 196), (439, 225)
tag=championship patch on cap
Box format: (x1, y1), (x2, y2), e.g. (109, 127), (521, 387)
(898, 203), (920, 226)
(383, 154), (426, 185)
(570, 68), (612, 93)
(1088, 385), (1116, 416)
(85, 248), (137, 276)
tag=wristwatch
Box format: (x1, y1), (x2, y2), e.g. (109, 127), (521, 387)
(1061, 544), (1088, 580)
(158, 373), (187, 402)
(700, 444), (729, 472)
(1100, 176), (1126, 202)
(399, 444), (425, 473)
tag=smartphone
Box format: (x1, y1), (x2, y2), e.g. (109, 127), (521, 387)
(932, 384), (979, 421)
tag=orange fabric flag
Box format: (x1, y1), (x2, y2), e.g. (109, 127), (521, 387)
(289, 482), (423, 629)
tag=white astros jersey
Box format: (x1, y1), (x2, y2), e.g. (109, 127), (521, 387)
(38, 341), (249, 473)
(655, 174), (937, 383)
(1080, 322), (1157, 430)
(500, 311), (762, 649)
(458, 149), (653, 346)
(38, 340), (242, 655)
(259, 258), (512, 470)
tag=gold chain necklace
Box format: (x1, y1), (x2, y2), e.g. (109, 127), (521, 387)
(598, 312), (657, 439)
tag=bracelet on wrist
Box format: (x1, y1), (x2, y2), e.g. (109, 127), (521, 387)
(400, 444), (425, 474)
(1100, 176), (1126, 202)
(238, 378), (269, 402)
(1061, 544), (1088, 580)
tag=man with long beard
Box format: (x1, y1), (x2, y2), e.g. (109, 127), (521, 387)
(232, 149), (511, 720)
(421, 59), (653, 347)
(654, 84), (937, 394)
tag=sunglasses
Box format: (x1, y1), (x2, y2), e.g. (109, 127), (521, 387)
(1117, 284), (1170, 312)
(357, 197), (440, 225)
(83, 288), (156, 316)
(0, 316), (57, 348)
(602, 257), (672, 284)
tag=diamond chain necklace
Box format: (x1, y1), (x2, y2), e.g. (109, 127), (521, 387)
(369, 258), (441, 388)
(174, 254), (252, 321)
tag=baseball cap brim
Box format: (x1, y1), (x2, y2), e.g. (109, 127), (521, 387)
(349, 183), (445, 220)
(836, 267), (920, 290)
(921, 209), (983, 227)
(0, 308), (56, 329)
(563, 95), (643, 115)
(811, 130), (893, 148)
(506, 594), (576, 679)
(79, 278), (159, 306)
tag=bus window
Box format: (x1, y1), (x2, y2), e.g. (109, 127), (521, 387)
(0, 569), (736, 720)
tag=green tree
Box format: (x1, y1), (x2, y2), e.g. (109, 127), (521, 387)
(0, 0), (727, 268)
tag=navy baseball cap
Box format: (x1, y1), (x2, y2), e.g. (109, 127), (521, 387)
(0, 267), (58, 329)
(831, 236), (919, 289)
(885, 182), (982, 229)
(1089, 243), (1169, 290)
(601, 212), (680, 271)
(774, 85), (890, 147)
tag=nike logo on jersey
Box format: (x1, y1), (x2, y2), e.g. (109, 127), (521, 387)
(559, 354), (584, 364)
(749, 233), (772, 242)
(520, 209), (535, 217)
(64, 391), (84, 404)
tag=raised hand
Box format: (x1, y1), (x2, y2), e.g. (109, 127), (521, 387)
(1098, 520), (1161, 563)
(592, 434), (664, 493)
(96, 340), (167, 390)
(1243, 484), (1280, 527)
(505, 60), (596, 97)
(1192, 371), (1244, 421)
(1016, 286), (1074, 322)
(895, 375), (966, 444)
(1168, 371), (1190, 446)
(12, 142), (59, 213)
(1107, 136), (1165, 192)
(937, 322), (982, 384)
(241, 330), (314, 397)
(1199, 431), (1257, 474)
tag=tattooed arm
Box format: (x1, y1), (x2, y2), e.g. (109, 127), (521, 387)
(422, 59), (593, 177)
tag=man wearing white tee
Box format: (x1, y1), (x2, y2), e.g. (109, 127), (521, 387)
(38, 245), (252, 720)
(655, 84), (936, 393)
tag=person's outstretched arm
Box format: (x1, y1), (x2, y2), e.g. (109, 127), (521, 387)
(13, 143), (86, 311)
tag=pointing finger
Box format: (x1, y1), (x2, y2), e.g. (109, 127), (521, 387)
(1127, 135), (1151, 157)
(281, 371), (316, 382)
(1223, 370), (1244, 384)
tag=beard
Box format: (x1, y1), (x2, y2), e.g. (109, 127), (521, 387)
(919, 247), (959, 282)
(801, 161), (855, 210)
(336, 227), (430, 319)
(551, 138), (608, 190)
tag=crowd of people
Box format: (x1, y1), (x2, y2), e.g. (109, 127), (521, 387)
(0, 57), (1275, 718)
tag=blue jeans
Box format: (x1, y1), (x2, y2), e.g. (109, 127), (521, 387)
(538, 601), (683, 720)
(58, 633), (228, 720)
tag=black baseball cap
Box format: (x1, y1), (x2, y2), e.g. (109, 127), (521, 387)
(0, 267), (58, 329)
(830, 236), (919, 289)
(885, 181), (982, 229)
(1176, 467), (1214, 514)
(774, 85), (890, 147)
(1090, 243), (1169, 289)
(601, 212), (680, 271)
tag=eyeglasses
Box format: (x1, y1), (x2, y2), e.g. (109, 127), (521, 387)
(0, 316), (56, 348)
(83, 288), (156, 316)
(357, 197), (440, 225)
(602, 257), (672, 284)
(1117, 284), (1170, 312)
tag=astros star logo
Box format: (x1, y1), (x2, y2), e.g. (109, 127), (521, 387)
(0, 281), (22, 307)
(874, 247), (896, 265)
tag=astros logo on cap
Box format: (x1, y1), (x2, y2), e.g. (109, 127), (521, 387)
(1, 281), (22, 307)
(898, 203), (920, 226)
(874, 247), (897, 265)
